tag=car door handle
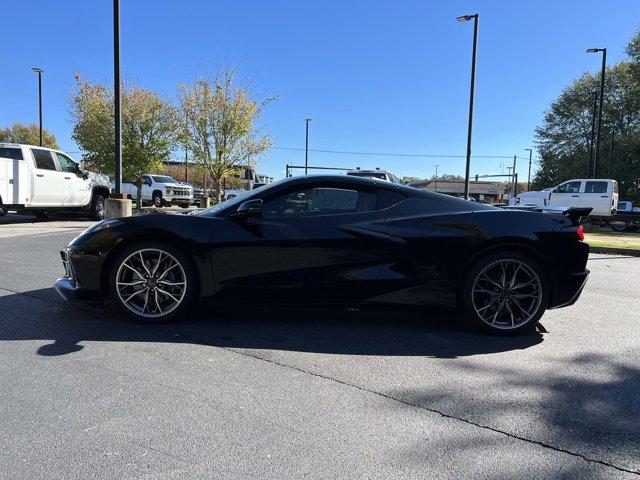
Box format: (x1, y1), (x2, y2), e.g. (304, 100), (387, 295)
(64, 176), (71, 180)
(36, 174), (44, 177)
(600, 195), (608, 198)
(571, 195), (579, 197)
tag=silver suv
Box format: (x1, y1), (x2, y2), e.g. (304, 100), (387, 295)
(346, 168), (402, 184)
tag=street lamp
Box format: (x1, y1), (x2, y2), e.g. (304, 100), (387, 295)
(524, 148), (533, 191)
(304, 118), (311, 175)
(31, 67), (43, 146)
(113, 0), (122, 195)
(586, 47), (607, 177)
(457, 13), (479, 199)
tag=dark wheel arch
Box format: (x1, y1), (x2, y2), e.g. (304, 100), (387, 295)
(152, 190), (164, 207)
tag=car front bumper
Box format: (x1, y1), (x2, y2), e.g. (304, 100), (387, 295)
(54, 249), (103, 303)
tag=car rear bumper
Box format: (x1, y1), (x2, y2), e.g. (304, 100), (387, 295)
(549, 269), (590, 309)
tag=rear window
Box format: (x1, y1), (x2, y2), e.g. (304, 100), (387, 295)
(0, 147), (24, 160)
(31, 148), (56, 170)
(585, 181), (608, 193)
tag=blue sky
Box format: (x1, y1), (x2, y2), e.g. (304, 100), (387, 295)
(2, 0), (639, 181)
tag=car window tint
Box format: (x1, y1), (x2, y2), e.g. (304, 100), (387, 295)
(55, 153), (77, 173)
(584, 181), (608, 193)
(558, 181), (581, 193)
(263, 187), (376, 219)
(31, 148), (56, 170)
(0, 147), (24, 160)
(377, 190), (408, 210)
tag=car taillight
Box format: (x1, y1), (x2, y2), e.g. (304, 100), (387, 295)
(577, 225), (585, 241)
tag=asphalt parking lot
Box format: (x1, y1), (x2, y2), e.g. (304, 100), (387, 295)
(1, 215), (639, 479)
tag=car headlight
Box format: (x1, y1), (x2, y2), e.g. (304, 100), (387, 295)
(166, 187), (172, 194)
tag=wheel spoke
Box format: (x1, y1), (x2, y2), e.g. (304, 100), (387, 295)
(491, 301), (505, 324)
(154, 289), (163, 314)
(511, 297), (531, 319)
(139, 252), (152, 277)
(117, 280), (145, 287)
(122, 262), (145, 280)
(505, 301), (516, 327)
(123, 288), (147, 304)
(479, 273), (502, 289)
(141, 289), (150, 314)
(157, 262), (179, 281)
(158, 280), (186, 287)
(157, 288), (180, 303)
(151, 251), (164, 276)
(509, 264), (522, 288)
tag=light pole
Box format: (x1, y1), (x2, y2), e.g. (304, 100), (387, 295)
(607, 131), (615, 178)
(113, 0), (122, 195)
(457, 13), (479, 199)
(304, 118), (311, 174)
(587, 47), (607, 175)
(588, 89), (599, 177)
(31, 67), (43, 146)
(524, 148), (533, 191)
(434, 164), (440, 192)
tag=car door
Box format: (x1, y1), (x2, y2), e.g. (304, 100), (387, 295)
(210, 180), (393, 303)
(54, 152), (89, 206)
(29, 148), (65, 206)
(582, 180), (611, 216)
(548, 180), (583, 208)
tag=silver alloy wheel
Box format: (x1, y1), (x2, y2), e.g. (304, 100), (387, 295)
(153, 195), (162, 207)
(95, 197), (105, 220)
(115, 248), (187, 318)
(471, 259), (542, 330)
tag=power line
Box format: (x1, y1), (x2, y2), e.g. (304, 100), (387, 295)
(273, 146), (532, 160)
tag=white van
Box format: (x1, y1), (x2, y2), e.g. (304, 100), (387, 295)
(514, 179), (618, 217)
(0, 143), (110, 219)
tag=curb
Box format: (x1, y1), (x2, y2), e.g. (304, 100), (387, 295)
(590, 246), (640, 257)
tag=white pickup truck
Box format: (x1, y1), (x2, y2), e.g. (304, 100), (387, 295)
(0, 143), (110, 219)
(514, 179), (619, 216)
(112, 174), (193, 208)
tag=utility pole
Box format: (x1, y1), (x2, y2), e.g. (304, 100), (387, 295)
(184, 148), (188, 182)
(434, 164), (440, 192)
(304, 118), (311, 174)
(512, 155), (517, 197)
(525, 148), (533, 191)
(607, 131), (615, 178)
(457, 13), (479, 199)
(113, 0), (122, 194)
(586, 48), (607, 170)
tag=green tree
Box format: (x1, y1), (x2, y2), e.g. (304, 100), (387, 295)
(70, 74), (178, 207)
(534, 30), (640, 203)
(0, 123), (58, 149)
(178, 67), (276, 202)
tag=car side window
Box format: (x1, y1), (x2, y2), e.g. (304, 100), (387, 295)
(31, 148), (56, 170)
(263, 186), (377, 219)
(584, 181), (607, 193)
(556, 181), (581, 193)
(0, 147), (24, 160)
(55, 153), (78, 173)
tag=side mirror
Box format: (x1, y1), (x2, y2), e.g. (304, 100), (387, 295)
(235, 199), (263, 218)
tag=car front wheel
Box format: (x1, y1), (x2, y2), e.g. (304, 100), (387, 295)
(109, 243), (196, 322)
(152, 193), (163, 208)
(462, 252), (548, 335)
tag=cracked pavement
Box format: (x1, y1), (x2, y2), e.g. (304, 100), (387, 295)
(0, 220), (639, 479)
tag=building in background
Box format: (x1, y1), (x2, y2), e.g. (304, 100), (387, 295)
(411, 180), (511, 204)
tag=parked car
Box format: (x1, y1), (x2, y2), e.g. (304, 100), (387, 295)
(55, 175), (590, 335)
(112, 175), (193, 208)
(0, 143), (110, 219)
(514, 179), (618, 216)
(346, 167), (403, 184)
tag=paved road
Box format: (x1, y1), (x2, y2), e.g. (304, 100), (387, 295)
(0, 219), (639, 479)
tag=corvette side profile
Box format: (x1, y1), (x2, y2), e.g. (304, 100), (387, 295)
(55, 175), (590, 334)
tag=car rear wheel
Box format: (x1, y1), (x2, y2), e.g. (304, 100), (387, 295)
(462, 252), (548, 335)
(109, 243), (196, 322)
(90, 194), (105, 220)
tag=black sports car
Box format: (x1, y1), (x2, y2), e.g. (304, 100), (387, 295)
(55, 175), (590, 334)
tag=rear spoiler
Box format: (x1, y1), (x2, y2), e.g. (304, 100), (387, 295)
(501, 206), (592, 225)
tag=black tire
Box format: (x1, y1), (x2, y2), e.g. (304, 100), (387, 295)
(109, 241), (197, 323)
(610, 222), (628, 232)
(0, 200), (7, 217)
(34, 210), (48, 219)
(462, 251), (549, 335)
(180, 203), (190, 208)
(152, 192), (163, 208)
(90, 194), (106, 221)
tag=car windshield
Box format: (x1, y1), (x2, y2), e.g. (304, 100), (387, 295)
(152, 176), (178, 183)
(195, 177), (290, 217)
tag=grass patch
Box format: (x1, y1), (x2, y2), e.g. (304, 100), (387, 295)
(585, 231), (640, 250)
